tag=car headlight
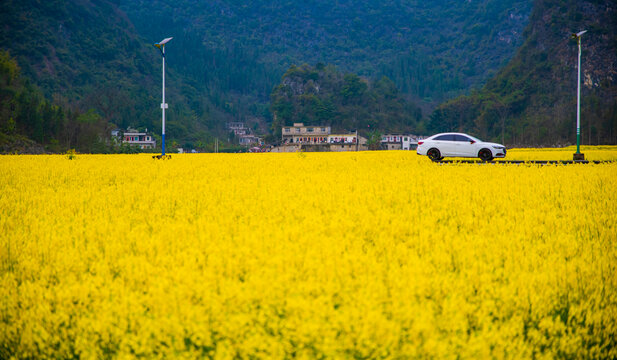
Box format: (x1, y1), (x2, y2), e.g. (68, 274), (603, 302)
(492, 146), (505, 150)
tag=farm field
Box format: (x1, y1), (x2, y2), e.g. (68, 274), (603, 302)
(1, 146), (616, 359)
(448, 145), (617, 162)
(507, 145), (617, 160)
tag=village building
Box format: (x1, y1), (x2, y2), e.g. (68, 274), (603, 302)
(227, 122), (248, 136)
(274, 123), (368, 152)
(281, 123), (331, 145)
(119, 129), (156, 149)
(328, 134), (368, 151)
(239, 134), (263, 146)
(381, 134), (424, 150)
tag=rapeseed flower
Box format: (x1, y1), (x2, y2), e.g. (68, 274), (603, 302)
(0, 147), (616, 358)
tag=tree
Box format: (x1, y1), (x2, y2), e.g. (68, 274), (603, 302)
(366, 130), (382, 150)
(270, 64), (422, 136)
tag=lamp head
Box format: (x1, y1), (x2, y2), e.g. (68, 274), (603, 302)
(572, 30), (587, 39)
(154, 37), (173, 48)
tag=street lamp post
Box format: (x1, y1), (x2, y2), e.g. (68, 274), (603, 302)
(572, 30), (587, 161)
(154, 37), (173, 158)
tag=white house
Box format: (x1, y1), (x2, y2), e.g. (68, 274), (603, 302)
(123, 130), (156, 149)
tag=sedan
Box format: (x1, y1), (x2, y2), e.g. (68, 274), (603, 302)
(417, 133), (506, 162)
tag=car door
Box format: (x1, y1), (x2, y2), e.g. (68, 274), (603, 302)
(432, 134), (456, 156)
(454, 134), (476, 156)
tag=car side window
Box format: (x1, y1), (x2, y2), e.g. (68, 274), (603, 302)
(455, 135), (471, 142)
(434, 135), (454, 141)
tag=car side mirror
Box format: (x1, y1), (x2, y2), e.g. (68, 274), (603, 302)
(470, 140), (475, 144)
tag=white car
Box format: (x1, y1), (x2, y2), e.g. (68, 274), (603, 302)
(417, 133), (506, 162)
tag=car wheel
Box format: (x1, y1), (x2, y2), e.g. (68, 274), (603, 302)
(427, 148), (441, 161)
(479, 149), (493, 162)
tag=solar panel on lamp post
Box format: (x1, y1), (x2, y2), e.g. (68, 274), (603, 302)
(572, 30), (587, 161)
(154, 37), (173, 158)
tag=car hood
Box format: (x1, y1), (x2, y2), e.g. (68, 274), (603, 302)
(481, 142), (506, 148)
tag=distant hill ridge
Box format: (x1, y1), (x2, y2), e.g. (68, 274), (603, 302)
(1, 0), (533, 149)
(9, 1), (616, 148)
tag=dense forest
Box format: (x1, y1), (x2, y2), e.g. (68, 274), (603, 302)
(119, 0), (532, 111)
(0, 0), (216, 152)
(0, 50), (112, 153)
(428, 0), (617, 146)
(270, 64), (422, 140)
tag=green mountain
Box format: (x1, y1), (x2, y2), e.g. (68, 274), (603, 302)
(429, 0), (617, 146)
(0, 50), (111, 153)
(0, 0), (159, 122)
(270, 64), (422, 139)
(1, 0), (541, 150)
(0, 0), (217, 151)
(118, 0), (532, 107)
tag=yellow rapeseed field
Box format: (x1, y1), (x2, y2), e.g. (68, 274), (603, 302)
(1, 146), (616, 359)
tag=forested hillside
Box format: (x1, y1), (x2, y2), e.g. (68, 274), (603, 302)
(3, 0), (565, 151)
(0, 50), (110, 153)
(119, 0), (531, 107)
(270, 64), (422, 139)
(429, 0), (617, 146)
(0, 0), (218, 151)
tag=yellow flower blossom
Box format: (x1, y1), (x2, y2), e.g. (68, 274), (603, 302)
(1, 147), (616, 358)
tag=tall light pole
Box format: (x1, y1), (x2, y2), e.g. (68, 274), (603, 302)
(572, 30), (587, 161)
(154, 37), (173, 157)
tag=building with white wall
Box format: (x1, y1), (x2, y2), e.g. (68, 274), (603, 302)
(281, 123), (331, 144)
(277, 123), (368, 151)
(381, 134), (424, 150)
(122, 130), (156, 149)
